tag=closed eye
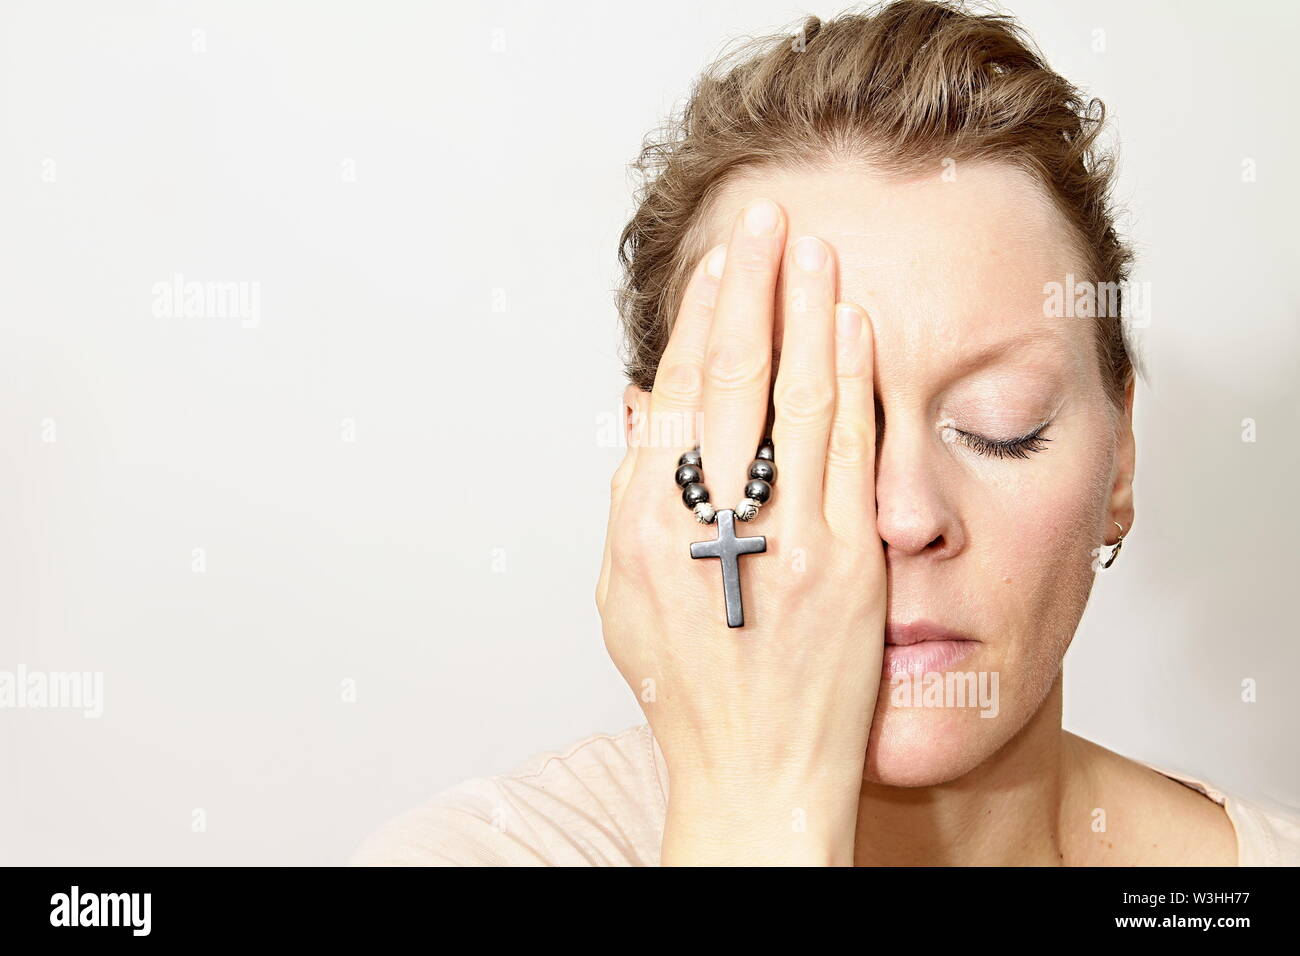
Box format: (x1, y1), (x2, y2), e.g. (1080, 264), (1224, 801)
(951, 420), (1052, 460)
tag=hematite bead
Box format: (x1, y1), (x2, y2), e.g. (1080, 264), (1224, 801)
(744, 478), (772, 503)
(756, 440), (774, 461)
(682, 482), (710, 508)
(748, 458), (776, 483)
(678, 449), (702, 468)
(675, 463), (702, 487)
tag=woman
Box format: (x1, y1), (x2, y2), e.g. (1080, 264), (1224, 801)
(353, 0), (1299, 865)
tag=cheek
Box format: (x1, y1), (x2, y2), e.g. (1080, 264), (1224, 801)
(980, 413), (1113, 669)
(865, 415), (1115, 786)
(996, 451), (1105, 595)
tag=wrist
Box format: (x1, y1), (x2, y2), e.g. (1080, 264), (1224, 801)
(661, 772), (861, 866)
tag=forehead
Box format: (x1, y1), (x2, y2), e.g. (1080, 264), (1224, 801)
(702, 161), (1093, 381)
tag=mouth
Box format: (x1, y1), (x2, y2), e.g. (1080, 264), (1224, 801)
(882, 620), (980, 679)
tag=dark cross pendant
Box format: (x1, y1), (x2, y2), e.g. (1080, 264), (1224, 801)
(690, 508), (766, 628)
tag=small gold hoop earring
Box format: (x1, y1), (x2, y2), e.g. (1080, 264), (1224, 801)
(1102, 520), (1125, 569)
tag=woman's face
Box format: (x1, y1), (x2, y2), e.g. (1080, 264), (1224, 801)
(699, 161), (1135, 786)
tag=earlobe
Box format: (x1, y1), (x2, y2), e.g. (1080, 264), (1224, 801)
(1108, 379), (1137, 540)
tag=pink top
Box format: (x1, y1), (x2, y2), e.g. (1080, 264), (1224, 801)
(350, 724), (1300, 866)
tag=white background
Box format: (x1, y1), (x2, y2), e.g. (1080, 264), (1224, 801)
(1, 0), (1296, 864)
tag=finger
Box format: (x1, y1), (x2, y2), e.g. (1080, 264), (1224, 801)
(626, 243), (727, 500)
(823, 302), (878, 535)
(596, 388), (648, 610)
(770, 235), (837, 519)
(699, 198), (786, 514)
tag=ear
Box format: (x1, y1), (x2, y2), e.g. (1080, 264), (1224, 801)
(622, 383), (648, 446)
(1107, 378), (1136, 540)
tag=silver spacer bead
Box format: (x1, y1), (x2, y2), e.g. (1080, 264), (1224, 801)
(693, 501), (717, 524)
(735, 498), (761, 521)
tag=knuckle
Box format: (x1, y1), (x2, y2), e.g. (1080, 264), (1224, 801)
(727, 244), (776, 278)
(787, 286), (831, 316)
(705, 345), (769, 391)
(827, 549), (865, 581)
(608, 533), (642, 573)
(611, 507), (670, 568)
(609, 466), (631, 500)
(773, 526), (829, 586)
(827, 420), (873, 466)
(831, 536), (885, 575)
(774, 379), (835, 425)
(836, 362), (870, 385)
(784, 564), (818, 598)
(645, 409), (697, 450)
(652, 361), (702, 409)
(686, 279), (721, 315)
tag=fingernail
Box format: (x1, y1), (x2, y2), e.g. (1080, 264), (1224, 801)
(836, 304), (861, 341)
(743, 198), (780, 236)
(705, 244), (727, 278)
(794, 236), (826, 272)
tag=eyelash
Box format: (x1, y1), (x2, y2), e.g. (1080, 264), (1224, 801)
(951, 421), (1053, 460)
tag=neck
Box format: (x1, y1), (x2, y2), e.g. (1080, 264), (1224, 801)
(853, 676), (1088, 866)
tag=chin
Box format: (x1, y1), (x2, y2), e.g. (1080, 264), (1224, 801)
(863, 701), (999, 786)
(863, 660), (1024, 790)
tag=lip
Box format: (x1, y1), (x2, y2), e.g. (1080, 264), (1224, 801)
(883, 620), (980, 678)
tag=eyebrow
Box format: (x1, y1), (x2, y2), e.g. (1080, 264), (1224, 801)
(768, 325), (1073, 391)
(782, 325), (1069, 360)
(943, 327), (1074, 381)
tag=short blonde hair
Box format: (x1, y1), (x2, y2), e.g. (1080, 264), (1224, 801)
(616, 0), (1134, 405)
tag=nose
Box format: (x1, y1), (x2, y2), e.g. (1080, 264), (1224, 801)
(874, 426), (964, 560)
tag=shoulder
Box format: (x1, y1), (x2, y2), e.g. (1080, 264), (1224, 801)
(1067, 732), (1300, 866)
(1143, 764), (1300, 867)
(349, 724), (667, 867)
